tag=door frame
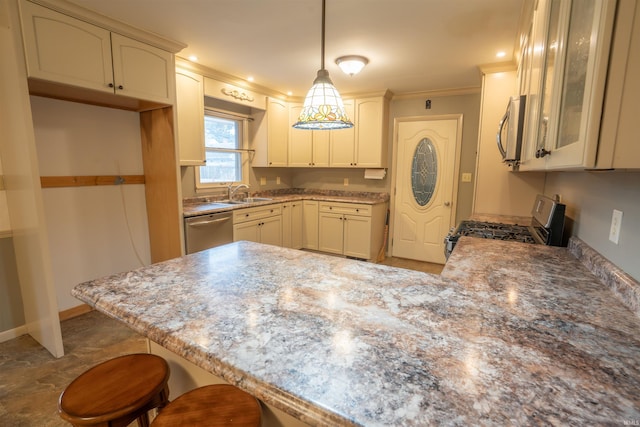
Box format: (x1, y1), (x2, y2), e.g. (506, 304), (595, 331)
(388, 114), (464, 260)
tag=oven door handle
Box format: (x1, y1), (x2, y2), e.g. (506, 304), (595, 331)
(187, 217), (231, 227)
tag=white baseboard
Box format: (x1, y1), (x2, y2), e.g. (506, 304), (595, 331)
(0, 324), (27, 343)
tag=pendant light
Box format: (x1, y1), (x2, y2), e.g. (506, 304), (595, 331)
(292, 0), (353, 130)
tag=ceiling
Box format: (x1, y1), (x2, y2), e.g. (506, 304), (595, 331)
(67, 0), (525, 97)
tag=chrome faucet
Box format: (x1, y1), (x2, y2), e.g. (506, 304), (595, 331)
(228, 183), (249, 200)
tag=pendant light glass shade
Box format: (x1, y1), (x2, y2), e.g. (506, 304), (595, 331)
(293, 69), (353, 129)
(292, 0), (353, 130)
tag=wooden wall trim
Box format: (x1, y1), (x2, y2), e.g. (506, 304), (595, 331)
(59, 304), (93, 321)
(40, 175), (145, 188)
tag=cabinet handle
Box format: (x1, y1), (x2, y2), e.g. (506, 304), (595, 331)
(118, 85), (124, 90)
(245, 213), (249, 217)
(108, 83), (114, 88)
(309, 163), (312, 165)
(535, 148), (551, 158)
(356, 209), (359, 212)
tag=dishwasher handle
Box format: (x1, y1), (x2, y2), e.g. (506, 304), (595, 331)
(187, 217), (231, 227)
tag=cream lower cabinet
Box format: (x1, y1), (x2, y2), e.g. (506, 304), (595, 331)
(20, 1), (173, 104)
(302, 200), (319, 250)
(233, 204), (282, 246)
(318, 202), (386, 261)
(282, 202), (303, 249)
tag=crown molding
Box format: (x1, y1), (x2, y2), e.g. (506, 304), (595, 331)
(392, 86), (481, 101)
(28, 0), (187, 53)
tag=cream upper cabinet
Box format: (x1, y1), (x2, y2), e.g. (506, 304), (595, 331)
(175, 68), (205, 165)
(519, 0), (616, 171)
(20, 0), (173, 104)
(355, 97), (389, 168)
(596, 0), (640, 169)
(329, 99), (356, 167)
(330, 96), (389, 168)
(288, 103), (330, 167)
(261, 97), (289, 167)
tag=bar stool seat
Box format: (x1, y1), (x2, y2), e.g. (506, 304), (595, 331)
(58, 353), (170, 427)
(151, 384), (261, 427)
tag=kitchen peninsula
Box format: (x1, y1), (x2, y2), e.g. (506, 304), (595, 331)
(72, 240), (640, 426)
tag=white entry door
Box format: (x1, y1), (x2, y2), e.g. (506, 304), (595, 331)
(392, 117), (460, 264)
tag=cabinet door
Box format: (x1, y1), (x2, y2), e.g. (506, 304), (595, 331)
(175, 69), (205, 165)
(343, 215), (372, 259)
(260, 216), (282, 247)
(318, 213), (344, 255)
(288, 103), (313, 166)
(233, 220), (260, 243)
(312, 131), (330, 167)
(302, 200), (319, 250)
(545, 0), (615, 169)
(266, 98), (289, 166)
(20, 1), (113, 93)
(111, 33), (173, 104)
(355, 97), (386, 167)
(290, 202), (303, 249)
(329, 99), (356, 167)
(281, 203), (292, 248)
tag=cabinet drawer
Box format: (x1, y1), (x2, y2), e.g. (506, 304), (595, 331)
(233, 204), (282, 224)
(318, 202), (371, 216)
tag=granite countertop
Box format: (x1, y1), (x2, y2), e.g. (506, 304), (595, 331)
(72, 240), (640, 426)
(182, 189), (389, 218)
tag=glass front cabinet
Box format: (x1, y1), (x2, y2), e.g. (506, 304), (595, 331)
(518, 0), (616, 171)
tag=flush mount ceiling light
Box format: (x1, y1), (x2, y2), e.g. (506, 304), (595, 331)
(292, 0), (353, 130)
(335, 55), (369, 76)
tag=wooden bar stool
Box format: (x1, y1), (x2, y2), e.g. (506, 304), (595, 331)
(151, 384), (261, 427)
(58, 353), (170, 427)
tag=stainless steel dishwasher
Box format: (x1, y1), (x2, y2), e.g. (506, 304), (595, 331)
(184, 212), (233, 254)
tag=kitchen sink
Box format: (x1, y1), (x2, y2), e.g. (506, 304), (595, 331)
(224, 197), (273, 204)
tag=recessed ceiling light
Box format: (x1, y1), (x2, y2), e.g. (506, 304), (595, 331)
(188, 55), (198, 62)
(496, 51), (506, 58)
(247, 76), (254, 82)
(287, 91), (293, 96)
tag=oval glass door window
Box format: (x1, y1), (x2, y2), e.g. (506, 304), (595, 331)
(411, 138), (437, 206)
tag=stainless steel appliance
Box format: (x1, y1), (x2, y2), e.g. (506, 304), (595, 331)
(444, 194), (565, 258)
(497, 95), (526, 166)
(184, 211), (233, 254)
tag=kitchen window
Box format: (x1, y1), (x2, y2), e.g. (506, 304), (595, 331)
(196, 109), (249, 189)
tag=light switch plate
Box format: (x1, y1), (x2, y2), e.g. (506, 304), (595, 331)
(609, 209), (623, 244)
(461, 173), (472, 183)
(260, 177), (266, 185)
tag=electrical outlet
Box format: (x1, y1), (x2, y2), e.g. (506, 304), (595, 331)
(461, 173), (472, 183)
(260, 177), (266, 185)
(344, 178), (349, 186)
(276, 176), (280, 185)
(609, 209), (623, 244)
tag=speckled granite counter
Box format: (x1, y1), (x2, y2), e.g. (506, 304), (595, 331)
(72, 240), (640, 426)
(183, 189), (389, 217)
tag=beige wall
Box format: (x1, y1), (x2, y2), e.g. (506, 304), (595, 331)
(30, 96), (151, 312)
(544, 171), (640, 282)
(473, 71), (545, 216)
(0, 237), (23, 333)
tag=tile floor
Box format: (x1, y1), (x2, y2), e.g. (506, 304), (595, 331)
(0, 256), (441, 426)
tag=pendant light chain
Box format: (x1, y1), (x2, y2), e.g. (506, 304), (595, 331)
(292, 0), (353, 129)
(321, 0), (326, 71)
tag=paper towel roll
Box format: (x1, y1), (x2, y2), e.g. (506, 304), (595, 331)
(364, 169), (386, 180)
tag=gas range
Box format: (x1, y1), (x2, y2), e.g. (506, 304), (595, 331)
(444, 195), (565, 259)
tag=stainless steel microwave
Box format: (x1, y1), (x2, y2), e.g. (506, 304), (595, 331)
(496, 95), (526, 166)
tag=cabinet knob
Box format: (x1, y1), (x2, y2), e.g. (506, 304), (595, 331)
(535, 148), (552, 158)
(108, 83), (114, 88)
(444, 201), (451, 207)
